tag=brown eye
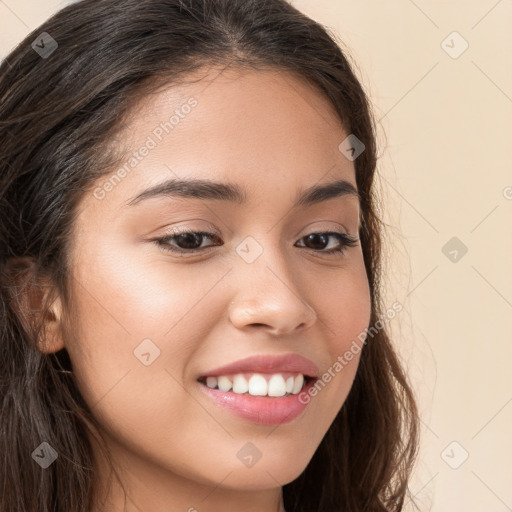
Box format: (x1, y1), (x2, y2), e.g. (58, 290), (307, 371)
(173, 232), (207, 250)
(303, 233), (330, 250)
(152, 229), (358, 257)
(295, 232), (359, 256)
(154, 230), (221, 254)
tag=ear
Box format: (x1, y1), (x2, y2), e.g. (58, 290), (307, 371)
(6, 256), (66, 354)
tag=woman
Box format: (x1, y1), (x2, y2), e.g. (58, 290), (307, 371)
(0, 0), (420, 511)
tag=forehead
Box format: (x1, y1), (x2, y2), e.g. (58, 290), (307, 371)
(126, 65), (344, 138)
(84, 66), (357, 216)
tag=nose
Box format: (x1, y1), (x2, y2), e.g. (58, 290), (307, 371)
(228, 249), (317, 336)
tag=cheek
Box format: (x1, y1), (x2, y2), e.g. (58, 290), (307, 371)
(71, 235), (222, 340)
(301, 258), (371, 411)
(64, 245), (228, 479)
(65, 239), (221, 413)
(308, 257), (372, 352)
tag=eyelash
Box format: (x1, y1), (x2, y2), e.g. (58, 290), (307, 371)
(152, 227), (359, 257)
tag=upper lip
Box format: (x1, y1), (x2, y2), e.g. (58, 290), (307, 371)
(198, 353), (319, 379)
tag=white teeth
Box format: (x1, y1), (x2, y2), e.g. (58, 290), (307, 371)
(291, 373), (304, 394)
(268, 374), (286, 397)
(285, 376), (294, 393)
(203, 372), (307, 396)
(206, 376), (218, 389)
(217, 376), (232, 392)
(248, 374), (268, 396)
(232, 374), (249, 394)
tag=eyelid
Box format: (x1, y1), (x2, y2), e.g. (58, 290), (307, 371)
(155, 221), (222, 237)
(151, 225), (359, 258)
(156, 223), (355, 241)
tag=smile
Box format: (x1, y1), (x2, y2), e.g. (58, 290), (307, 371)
(197, 373), (318, 425)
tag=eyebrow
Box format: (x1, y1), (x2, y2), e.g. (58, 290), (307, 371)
(125, 177), (360, 208)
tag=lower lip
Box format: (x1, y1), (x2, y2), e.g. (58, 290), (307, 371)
(197, 378), (317, 426)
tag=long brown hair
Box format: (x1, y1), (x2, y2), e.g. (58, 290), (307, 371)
(0, 1), (420, 510)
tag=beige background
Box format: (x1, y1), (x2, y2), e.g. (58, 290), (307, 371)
(1, 1), (511, 510)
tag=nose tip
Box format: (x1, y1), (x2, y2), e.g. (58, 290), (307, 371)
(228, 297), (316, 336)
(227, 246), (317, 335)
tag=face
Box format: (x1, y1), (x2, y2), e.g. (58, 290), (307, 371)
(58, 66), (372, 509)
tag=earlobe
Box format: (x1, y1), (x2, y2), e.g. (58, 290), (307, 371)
(37, 295), (66, 354)
(6, 256), (66, 354)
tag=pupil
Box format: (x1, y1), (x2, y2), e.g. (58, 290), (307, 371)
(306, 233), (327, 249)
(178, 233), (201, 249)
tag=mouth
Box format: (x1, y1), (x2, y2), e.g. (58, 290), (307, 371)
(197, 372), (316, 397)
(196, 373), (318, 426)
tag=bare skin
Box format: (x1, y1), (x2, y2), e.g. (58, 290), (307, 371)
(42, 65), (372, 512)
